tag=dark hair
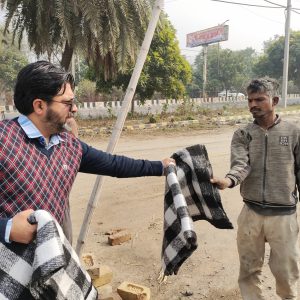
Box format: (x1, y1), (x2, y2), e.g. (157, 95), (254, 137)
(14, 60), (75, 115)
(246, 77), (279, 99)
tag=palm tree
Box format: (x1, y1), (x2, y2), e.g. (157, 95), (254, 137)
(0, 0), (151, 79)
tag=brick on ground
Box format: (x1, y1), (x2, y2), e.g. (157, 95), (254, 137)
(117, 281), (150, 300)
(92, 265), (113, 287)
(105, 228), (126, 235)
(81, 253), (96, 268)
(108, 230), (131, 246)
(81, 253), (101, 279)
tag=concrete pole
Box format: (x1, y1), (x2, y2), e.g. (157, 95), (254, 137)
(282, 0), (291, 108)
(75, 0), (164, 256)
(202, 45), (208, 101)
(77, 55), (81, 81)
(71, 53), (76, 80)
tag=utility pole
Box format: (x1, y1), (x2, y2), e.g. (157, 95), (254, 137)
(217, 20), (229, 79)
(202, 45), (208, 101)
(75, 0), (164, 256)
(282, 0), (291, 108)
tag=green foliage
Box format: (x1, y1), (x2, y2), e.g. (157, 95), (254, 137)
(1, 0), (151, 77)
(89, 15), (192, 100)
(148, 114), (157, 123)
(186, 115), (194, 120)
(76, 79), (97, 103)
(161, 102), (169, 115)
(136, 16), (192, 100)
(254, 31), (300, 91)
(191, 45), (257, 96)
(175, 99), (196, 116)
(0, 30), (28, 103)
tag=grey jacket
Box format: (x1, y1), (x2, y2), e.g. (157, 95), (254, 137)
(226, 116), (300, 210)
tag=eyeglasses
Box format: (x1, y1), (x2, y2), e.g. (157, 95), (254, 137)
(50, 99), (77, 111)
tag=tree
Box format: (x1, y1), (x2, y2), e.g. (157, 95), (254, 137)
(254, 31), (300, 90)
(76, 79), (98, 103)
(0, 30), (28, 104)
(0, 0), (151, 79)
(231, 48), (257, 93)
(87, 16), (192, 100)
(191, 45), (256, 97)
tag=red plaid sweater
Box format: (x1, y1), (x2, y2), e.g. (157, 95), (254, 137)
(0, 119), (82, 225)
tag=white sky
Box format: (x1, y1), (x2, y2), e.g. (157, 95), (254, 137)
(164, 0), (300, 61)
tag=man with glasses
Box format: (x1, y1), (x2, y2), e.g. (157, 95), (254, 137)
(0, 60), (174, 245)
(211, 78), (300, 299)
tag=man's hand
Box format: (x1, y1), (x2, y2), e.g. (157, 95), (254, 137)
(210, 177), (232, 190)
(10, 209), (37, 244)
(161, 158), (176, 175)
(162, 158), (176, 168)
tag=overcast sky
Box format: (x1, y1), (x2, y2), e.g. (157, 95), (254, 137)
(164, 0), (300, 61)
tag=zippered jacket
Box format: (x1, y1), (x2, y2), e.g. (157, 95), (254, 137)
(226, 116), (300, 209)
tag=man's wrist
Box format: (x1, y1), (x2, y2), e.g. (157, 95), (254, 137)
(226, 177), (234, 188)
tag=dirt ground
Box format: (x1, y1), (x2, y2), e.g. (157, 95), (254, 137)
(70, 122), (300, 300)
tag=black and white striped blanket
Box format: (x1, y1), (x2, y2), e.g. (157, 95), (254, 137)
(0, 210), (97, 300)
(161, 144), (233, 277)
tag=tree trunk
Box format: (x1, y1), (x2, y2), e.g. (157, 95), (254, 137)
(61, 42), (74, 71)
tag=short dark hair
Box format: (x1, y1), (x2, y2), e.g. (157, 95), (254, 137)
(14, 60), (75, 115)
(247, 77), (279, 99)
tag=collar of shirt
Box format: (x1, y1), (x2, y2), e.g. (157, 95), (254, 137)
(17, 115), (64, 150)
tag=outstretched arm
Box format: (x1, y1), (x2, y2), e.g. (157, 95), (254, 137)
(79, 141), (175, 177)
(226, 129), (251, 186)
(211, 129), (251, 190)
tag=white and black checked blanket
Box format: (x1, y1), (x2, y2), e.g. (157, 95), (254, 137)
(161, 144), (233, 277)
(0, 210), (97, 300)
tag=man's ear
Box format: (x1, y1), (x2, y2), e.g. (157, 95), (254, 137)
(272, 96), (279, 106)
(32, 99), (46, 115)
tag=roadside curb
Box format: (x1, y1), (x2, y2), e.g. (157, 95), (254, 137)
(78, 110), (300, 135)
(78, 120), (201, 135)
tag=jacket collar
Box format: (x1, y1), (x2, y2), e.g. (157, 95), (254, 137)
(253, 114), (281, 129)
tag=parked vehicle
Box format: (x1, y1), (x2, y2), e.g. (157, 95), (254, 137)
(218, 90), (245, 99)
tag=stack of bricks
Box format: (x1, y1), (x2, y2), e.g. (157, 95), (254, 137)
(81, 253), (152, 299)
(82, 253), (117, 300)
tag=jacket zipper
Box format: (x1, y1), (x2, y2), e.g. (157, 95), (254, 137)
(262, 131), (268, 205)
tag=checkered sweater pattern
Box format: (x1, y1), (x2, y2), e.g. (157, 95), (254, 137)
(0, 119), (82, 225)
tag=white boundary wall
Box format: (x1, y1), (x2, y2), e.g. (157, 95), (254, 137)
(2, 94), (300, 119)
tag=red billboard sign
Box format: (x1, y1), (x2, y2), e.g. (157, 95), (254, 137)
(186, 25), (229, 47)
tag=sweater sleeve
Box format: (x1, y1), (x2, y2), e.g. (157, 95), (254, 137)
(0, 218), (9, 243)
(78, 141), (163, 177)
(226, 128), (252, 187)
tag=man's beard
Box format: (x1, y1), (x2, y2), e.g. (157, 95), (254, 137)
(45, 107), (66, 134)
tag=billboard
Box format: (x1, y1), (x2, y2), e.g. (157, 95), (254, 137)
(186, 25), (229, 48)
